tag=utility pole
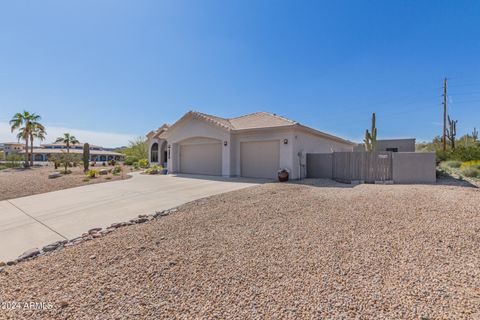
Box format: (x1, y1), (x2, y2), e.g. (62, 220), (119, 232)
(443, 77), (447, 151)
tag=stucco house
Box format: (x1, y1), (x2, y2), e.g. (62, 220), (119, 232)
(147, 111), (354, 180)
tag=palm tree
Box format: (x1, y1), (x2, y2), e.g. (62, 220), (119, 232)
(29, 123), (46, 165)
(10, 111), (42, 167)
(55, 133), (79, 154)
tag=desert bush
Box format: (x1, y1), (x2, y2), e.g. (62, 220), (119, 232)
(86, 169), (100, 178)
(112, 165), (122, 175)
(5, 154), (23, 168)
(461, 167), (480, 178)
(145, 164), (162, 174)
(123, 157), (135, 165)
(449, 146), (480, 162)
(49, 153), (81, 173)
(460, 160), (480, 169)
(120, 137), (148, 163)
(445, 160), (462, 168)
(138, 158), (149, 168)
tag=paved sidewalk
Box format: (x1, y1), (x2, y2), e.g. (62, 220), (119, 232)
(0, 173), (262, 262)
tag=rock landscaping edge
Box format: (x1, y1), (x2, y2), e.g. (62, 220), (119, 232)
(0, 208), (179, 273)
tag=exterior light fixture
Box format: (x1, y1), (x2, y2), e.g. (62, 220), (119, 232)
(283, 139), (288, 145)
(224, 141), (228, 146)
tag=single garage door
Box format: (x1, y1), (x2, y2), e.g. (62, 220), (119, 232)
(241, 140), (280, 179)
(180, 142), (222, 176)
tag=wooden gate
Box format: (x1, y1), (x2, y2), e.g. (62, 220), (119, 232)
(332, 151), (393, 183)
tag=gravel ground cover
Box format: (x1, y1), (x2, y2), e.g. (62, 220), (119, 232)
(0, 165), (132, 201)
(0, 180), (479, 319)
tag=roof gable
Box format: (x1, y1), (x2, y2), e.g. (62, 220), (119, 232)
(153, 110), (354, 146)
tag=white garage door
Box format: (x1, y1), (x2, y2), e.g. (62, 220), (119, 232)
(241, 141), (280, 179)
(180, 142), (222, 176)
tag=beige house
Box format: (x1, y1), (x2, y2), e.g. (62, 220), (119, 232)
(2, 142), (25, 158)
(147, 111), (354, 179)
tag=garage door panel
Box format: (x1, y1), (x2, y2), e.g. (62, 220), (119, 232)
(241, 141), (280, 179)
(180, 143), (222, 176)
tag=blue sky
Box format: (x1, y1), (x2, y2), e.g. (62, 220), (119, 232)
(1, 0), (480, 147)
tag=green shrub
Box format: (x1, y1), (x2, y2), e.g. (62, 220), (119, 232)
(138, 158), (149, 168)
(445, 160), (462, 168)
(5, 154), (23, 168)
(449, 146), (480, 162)
(436, 149), (450, 162)
(112, 165), (122, 175)
(461, 167), (480, 178)
(460, 160), (480, 169)
(123, 157), (136, 166)
(145, 164), (162, 174)
(86, 169), (100, 178)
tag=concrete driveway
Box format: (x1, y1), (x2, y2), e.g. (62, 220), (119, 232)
(0, 173), (262, 262)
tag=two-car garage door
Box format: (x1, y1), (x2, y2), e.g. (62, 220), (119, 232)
(179, 142), (222, 176)
(178, 139), (280, 179)
(241, 141), (280, 179)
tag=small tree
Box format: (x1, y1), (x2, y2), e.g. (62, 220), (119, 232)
(50, 152), (81, 174)
(364, 112), (377, 152)
(446, 115), (458, 149)
(83, 143), (90, 172)
(121, 137), (148, 163)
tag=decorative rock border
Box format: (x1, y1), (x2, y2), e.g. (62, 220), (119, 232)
(0, 208), (179, 273)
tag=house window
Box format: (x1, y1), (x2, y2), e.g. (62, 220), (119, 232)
(386, 148), (398, 152)
(151, 143), (159, 163)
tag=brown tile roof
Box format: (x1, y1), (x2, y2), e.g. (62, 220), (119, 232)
(191, 111), (297, 130)
(163, 111), (355, 145)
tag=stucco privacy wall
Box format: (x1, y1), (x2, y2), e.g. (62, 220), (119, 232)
(392, 152), (436, 184)
(232, 128), (295, 178)
(293, 130), (354, 179)
(164, 117), (231, 175)
(306, 153), (333, 179)
(307, 151), (436, 184)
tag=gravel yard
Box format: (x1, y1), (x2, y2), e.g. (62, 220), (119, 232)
(1, 180), (479, 319)
(0, 165), (132, 201)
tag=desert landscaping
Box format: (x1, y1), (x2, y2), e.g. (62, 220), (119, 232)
(0, 165), (133, 201)
(1, 180), (479, 319)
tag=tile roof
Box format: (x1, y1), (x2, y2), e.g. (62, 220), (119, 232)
(161, 111), (355, 145)
(191, 111), (297, 130)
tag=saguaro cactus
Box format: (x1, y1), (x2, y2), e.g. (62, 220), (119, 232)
(364, 113), (377, 152)
(472, 127), (478, 142)
(446, 116), (457, 149)
(83, 143), (90, 172)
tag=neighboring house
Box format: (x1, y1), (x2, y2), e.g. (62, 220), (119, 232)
(2, 142), (25, 159)
(147, 111), (355, 179)
(354, 138), (416, 152)
(17, 142), (124, 162)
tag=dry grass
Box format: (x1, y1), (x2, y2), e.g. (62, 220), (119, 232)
(0, 181), (479, 319)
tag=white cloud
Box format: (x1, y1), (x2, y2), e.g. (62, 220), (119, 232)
(0, 122), (138, 148)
